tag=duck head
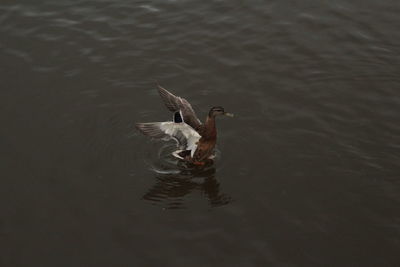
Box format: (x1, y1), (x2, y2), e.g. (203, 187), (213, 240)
(208, 106), (234, 118)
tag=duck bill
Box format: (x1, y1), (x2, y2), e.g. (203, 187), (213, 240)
(224, 112), (234, 117)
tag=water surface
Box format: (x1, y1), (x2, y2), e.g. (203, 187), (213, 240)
(1, 0), (400, 266)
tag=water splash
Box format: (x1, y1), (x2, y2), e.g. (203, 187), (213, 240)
(142, 143), (231, 209)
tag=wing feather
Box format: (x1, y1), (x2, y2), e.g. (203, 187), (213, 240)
(157, 84), (203, 132)
(136, 122), (200, 151)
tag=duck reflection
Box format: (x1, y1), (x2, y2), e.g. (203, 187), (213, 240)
(143, 163), (231, 209)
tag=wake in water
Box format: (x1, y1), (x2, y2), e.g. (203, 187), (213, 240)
(142, 143), (230, 209)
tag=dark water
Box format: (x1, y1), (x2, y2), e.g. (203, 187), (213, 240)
(1, 0), (400, 266)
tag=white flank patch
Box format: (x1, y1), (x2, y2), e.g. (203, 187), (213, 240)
(159, 122), (200, 155)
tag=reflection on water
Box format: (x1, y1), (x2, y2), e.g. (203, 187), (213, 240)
(143, 144), (231, 209)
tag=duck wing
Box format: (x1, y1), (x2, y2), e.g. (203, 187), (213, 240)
(136, 122), (200, 152)
(157, 84), (203, 132)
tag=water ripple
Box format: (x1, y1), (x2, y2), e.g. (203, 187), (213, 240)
(140, 143), (231, 209)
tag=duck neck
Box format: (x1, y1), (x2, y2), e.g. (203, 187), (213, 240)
(202, 115), (217, 140)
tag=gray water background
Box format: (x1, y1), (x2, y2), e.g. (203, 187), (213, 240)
(1, 0), (400, 266)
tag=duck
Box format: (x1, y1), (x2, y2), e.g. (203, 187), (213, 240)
(136, 84), (233, 165)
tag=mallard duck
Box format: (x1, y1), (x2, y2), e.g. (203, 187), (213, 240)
(136, 84), (233, 165)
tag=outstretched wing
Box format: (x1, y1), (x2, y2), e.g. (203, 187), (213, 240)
(136, 122), (200, 152)
(157, 84), (203, 132)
